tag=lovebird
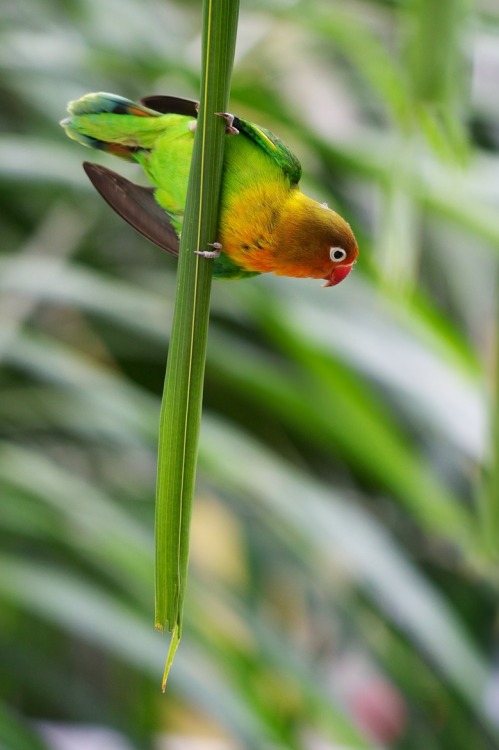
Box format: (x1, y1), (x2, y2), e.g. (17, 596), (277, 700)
(61, 93), (358, 286)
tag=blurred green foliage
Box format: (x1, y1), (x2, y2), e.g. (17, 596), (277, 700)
(1, 0), (499, 748)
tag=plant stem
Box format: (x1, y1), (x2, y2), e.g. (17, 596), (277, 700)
(154, 0), (240, 689)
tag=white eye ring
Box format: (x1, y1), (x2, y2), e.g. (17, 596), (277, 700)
(330, 247), (347, 262)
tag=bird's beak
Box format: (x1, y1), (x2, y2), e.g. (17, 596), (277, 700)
(322, 262), (355, 287)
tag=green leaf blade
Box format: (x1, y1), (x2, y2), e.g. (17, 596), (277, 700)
(154, 0), (241, 685)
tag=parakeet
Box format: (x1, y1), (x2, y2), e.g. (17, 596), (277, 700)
(61, 93), (358, 286)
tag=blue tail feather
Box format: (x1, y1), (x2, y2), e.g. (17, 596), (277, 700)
(67, 92), (159, 118)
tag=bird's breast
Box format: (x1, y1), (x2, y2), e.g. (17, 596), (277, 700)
(218, 181), (288, 273)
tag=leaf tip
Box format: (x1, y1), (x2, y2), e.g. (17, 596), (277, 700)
(161, 622), (181, 692)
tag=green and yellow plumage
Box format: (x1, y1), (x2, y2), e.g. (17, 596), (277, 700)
(61, 92), (358, 285)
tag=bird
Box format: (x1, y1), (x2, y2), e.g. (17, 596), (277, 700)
(61, 92), (358, 286)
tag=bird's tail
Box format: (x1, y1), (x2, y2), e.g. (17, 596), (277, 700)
(60, 92), (165, 160)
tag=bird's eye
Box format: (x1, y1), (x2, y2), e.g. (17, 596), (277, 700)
(330, 247), (347, 262)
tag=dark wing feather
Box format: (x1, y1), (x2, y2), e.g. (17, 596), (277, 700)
(140, 95), (198, 118)
(83, 162), (179, 256)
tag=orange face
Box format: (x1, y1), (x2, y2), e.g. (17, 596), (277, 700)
(269, 203), (359, 286)
(267, 195), (359, 286)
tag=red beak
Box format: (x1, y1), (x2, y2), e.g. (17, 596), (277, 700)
(322, 262), (354, 287)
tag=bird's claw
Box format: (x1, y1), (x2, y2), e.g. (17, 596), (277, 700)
(189, 109), (238, 135)
(215, 112), (239, 135)
(195, 242), (222, 259)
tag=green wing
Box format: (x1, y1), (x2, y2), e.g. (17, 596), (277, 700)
(232, 116), (302, 184)
(140, 96), (302, 183)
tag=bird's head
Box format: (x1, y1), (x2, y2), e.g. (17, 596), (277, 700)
(273, 194), (358, 286)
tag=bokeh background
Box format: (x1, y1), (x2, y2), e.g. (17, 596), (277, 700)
(2, 0), (499, 748)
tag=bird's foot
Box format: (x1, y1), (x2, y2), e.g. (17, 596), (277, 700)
(188, 109), (238, 135)
(215, 112), (239, 135)
(195, 242), (222, 259)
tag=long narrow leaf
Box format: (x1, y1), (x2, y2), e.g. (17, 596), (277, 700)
(154, 0), (240, 687)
